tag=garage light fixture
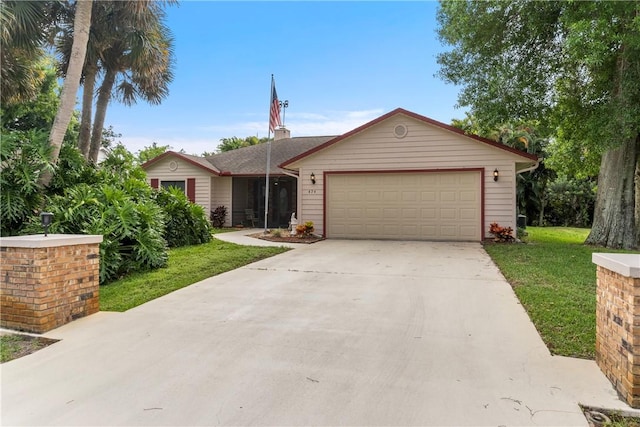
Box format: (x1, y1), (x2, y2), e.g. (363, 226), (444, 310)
(310, 172), (316, 184)
(493, 168), (499, 182)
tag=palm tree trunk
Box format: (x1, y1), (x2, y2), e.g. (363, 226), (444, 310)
(78, 62), (97, 158)
(89, 68), (116, 163)
(41, 0), (93, 187)
(586, 134), (640, 249)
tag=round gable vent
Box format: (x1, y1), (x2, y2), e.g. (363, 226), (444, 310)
(169, 160), (178, 171)
(393, 124), (408, 139)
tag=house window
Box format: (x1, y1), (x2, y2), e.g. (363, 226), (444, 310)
(160, 178), (196, 203)
(161, 180), (185, 192)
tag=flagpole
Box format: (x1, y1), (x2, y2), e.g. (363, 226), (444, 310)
(264, 76), (274, 233)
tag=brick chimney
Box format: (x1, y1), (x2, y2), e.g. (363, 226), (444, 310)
(274, 127), (291, 141)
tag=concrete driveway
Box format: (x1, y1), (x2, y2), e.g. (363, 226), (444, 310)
(0, 240), (626, 426)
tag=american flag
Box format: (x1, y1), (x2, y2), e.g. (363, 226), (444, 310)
(269, 80), (281, 133)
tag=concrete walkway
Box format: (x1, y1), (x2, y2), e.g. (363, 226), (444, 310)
(0, 239), (632, 426)
(212, 228), (313, 248)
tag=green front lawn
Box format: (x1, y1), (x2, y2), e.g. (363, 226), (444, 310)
(100, 239), (289, 312)
(484, 227), (634, 359)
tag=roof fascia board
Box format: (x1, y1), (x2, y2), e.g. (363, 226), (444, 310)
(141, 151), (222, 175)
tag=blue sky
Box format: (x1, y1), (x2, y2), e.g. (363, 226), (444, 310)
(104, 1), (466, 155)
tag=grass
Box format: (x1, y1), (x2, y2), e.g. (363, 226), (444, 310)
(0, 334), (58, 363)
(210, 227), (237, 234)
(484, 227), (634, 359)
(100, 239), (289, 312)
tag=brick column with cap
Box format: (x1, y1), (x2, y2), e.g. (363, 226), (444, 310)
(593, 253), (640, 407)
(0, 234), (103, 333)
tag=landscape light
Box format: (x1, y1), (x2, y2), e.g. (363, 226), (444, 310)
(40, 212), (53, 237)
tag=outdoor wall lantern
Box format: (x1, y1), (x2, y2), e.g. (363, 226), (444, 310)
(493, 168), (499, 182)
(40, 212), (53, 237)
(310, 172), (316, 184)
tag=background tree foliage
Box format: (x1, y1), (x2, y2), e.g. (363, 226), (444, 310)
(1, 63), (210, 284)
(55, 0), (176, 163)
(217, 136), (270, 153)
(0, 1), (56, 106)
(437, 0), (640, 249)
(136, 142), (171, 164)
(451, 116), (597, 228)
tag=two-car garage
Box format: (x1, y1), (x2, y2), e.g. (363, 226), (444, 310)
(326, 170), (482, 241)
(279, 108), (539, 241)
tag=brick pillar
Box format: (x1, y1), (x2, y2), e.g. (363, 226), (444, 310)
(0, 234), (103, 333)
(593, 253), (640, 407)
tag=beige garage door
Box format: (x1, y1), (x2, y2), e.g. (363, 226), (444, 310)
(326, 172), (481, 241)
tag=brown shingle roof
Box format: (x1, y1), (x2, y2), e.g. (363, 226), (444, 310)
(205, 136), (335, 175)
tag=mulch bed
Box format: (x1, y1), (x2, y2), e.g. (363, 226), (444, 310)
(248, 232), (324, 244)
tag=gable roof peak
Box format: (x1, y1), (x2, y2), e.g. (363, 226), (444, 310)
(280, 107), (539, 167)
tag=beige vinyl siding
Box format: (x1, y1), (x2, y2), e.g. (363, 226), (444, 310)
(145, 156), (213, 214)
(211, 176), (232, 227)
(291, 115), (524, 237)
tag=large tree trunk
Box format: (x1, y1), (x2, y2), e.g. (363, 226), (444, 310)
(41, 0), (93, 187)
(586, 134), (640, 249)
(88, 68), (115, 163)
(78, 63), (97, 158)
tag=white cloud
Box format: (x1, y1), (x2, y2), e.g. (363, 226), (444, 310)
(286, 109), (384, 136)
(119, 108), (386, 155)
(343, 109), (385, 119)
(286, 112), (328, 121)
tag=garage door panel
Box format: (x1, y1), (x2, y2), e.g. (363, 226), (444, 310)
(402, 191), (418, 202)
(332, 191), (347, 202)
(331, 207), (347, 218)
(327, 172), (481, 241)
(402, 175), (420, 186)
(383, 207), (400, 217)
(460, 191), (477, 201)
(421, 175), (438, 185)
(460, 226), (478, 239)
(401, 224), (419, 234)
(348, 208), (363, 217)
(382, 192), (398, 202)
(365, 191), (380, 201)
(460, 208), (477, 220)
(441, 191), (456, 202)
(346, 224), (364, 234)
(365, 208), (382, 219)
(459, 174), (477, 185)
(402, 208), (418, 219)
(439, 174), (458, 185)
(421, 191), (436, 202)
(348, 192), (363, 202)
(440, 208), (457, 220)
(421, 208), (437, 219)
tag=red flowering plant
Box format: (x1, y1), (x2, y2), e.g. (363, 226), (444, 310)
(489, 222), (515, 243)
(295, 221), (315, 237)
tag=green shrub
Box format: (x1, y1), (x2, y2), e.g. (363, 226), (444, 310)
(544, 177), (596, 227)
(153, 187), (211, 247)
(0, 130), (53, 236)
(0, 135), (212, 284)
(45, 183), (168, 283)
